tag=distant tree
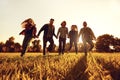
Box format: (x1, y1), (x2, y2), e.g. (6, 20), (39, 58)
(5, 36), (15, 52)
(47, 44), (56, 52)
(31, 40), (41, 52)
(96, 34), (115, 52)
(14, 43), (22, 52)
(0, 42), (4, 52)
(113, 37), (120, 52)
(28, 46), (33, 52)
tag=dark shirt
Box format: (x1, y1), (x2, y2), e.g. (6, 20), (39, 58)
(19, 25), (37, 37)
(37, 24), (57, 38)
(69, 30), (78, 41)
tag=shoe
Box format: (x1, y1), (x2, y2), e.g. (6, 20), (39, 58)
(85, 52), (87, 56)
(43, 53), (46, 56)
(62, 51), (64, 54)
(20, 53), (24, 57)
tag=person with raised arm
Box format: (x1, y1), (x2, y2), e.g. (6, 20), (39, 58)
(19, 18), (37, 57)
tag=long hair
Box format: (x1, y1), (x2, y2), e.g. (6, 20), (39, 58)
(21, 18), (35, 28)
(71, 25), (78, 31)
(61, 21), (66, 27)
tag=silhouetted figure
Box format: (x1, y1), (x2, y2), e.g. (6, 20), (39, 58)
(19, 18), (37, 57)
(68, 25), (78, 54)
(79, 21), (96, 56)
(37, 18), (57, 55)
(57, 21), (68, 55)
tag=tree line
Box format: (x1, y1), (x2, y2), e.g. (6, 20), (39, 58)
(0, 37), (41, 52)
(0, 34), (120, 53)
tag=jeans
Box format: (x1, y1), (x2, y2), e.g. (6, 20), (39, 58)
(68, 39), (78, 54)
(43, 37), (54, 55)
(83, 39), (94, 54)
(58, 37), (66, 54)
(21, 35), (32, 55)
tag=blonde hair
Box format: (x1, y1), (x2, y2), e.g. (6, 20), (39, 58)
(21, 18), (35, 28)
(71, 25), (78, 31)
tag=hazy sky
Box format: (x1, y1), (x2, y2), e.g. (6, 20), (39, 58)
(0, 0), (120, 45)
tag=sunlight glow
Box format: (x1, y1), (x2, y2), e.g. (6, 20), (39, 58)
(0, 0), (120, 46)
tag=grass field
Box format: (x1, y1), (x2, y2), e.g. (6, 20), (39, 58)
(0, 52), (120, 80)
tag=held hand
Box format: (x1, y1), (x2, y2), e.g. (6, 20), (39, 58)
(36, 34), (40, 38)
(33, 35), (39, 38)
(35, 35), (39, 38)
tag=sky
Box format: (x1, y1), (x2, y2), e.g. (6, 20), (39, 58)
(0, 0), (120, 46)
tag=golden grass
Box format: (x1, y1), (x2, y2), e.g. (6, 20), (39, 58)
(0, 52), (120, 80)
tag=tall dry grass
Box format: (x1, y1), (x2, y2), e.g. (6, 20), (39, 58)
(0, 53), (120, 80)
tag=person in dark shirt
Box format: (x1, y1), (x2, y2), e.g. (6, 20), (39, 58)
(68, 25), (78, 54)
(57, 21), (68, 55)
(19, 18), (37, 57)
(79, 21), (96, 56)
(37, 18), (57, 55)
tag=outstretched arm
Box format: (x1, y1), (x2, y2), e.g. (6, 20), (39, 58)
(68, 31), (70, 38)
(32, 25), (37, 38)
(57, 28), (60, 38)
(89, 28), (96, 40)
(53, 28), (57, 38)
(66, 28), (69, 38)
(19, 29), (25, 35)
(37, 25), (45, 36)
(78, 29), (82, 37)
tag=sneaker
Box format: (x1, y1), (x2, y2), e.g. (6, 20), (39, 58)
(85, 52), (87, 56)
(20, 53), (24, 57)
(62, 51), (64, 54)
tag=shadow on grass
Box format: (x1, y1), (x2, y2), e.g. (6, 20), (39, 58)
(64, 55), (88, 80)
(104, 62), (120, 80)
(96, 58), (120, 80)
